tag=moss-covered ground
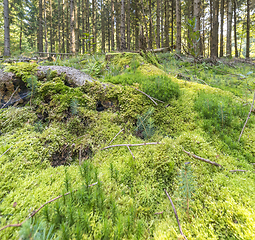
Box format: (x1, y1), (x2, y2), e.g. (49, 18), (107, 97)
(0, 53), (255, 239)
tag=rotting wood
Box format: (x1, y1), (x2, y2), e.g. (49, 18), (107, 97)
(101, 142), (163, 150)
(130, 86), (158, 105)
(0, 182), (98, 232)
(183, 149), (222, 167)
(164, 189), (188, 240)
(0, 86), (19, 109)
(238, 91), (255, 142)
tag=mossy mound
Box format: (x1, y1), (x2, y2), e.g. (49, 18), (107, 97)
(0, 59), (255, 239)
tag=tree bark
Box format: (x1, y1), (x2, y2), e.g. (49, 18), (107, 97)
(226, 0), (233, 57)
(233, 0), (238, 57)
(92, 0), (96, 53)
(70, 0), (75, 54)
(135, 2), (139, 50)
(149, 0), (152, 49)
(157, 0), (160, 48)
(165, 0), (169, 48)
(111, 0), (115, 51)
(39, 0), (43, 56)
(194, 0), (201, 55)
(116, 0), (120, 50)
(176, 0), (181, 53)
(171, 0), (174, 47)
(101, 0), (105, 53)
(4, 0), (10, 56)
(120, 0), (126, 51)
(246, 0), (250, 58)
(86, 0), (90, 52)
(44, 0), (48, 54)
(220, 0), (224, 57)
(82, 0), (85, 53)
(50, 0), (53, 53)
(126, 0), (130, 50)
(210, 0), (219, 58)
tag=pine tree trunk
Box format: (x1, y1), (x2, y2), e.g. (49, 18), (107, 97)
(111, 0), (115, 51)
(176, 0), (181, 53)
(210, 0), (219, 58)
(50, 0), (53, 53)
(76, 0), (80, 53)
(246, 0), (250, 58)
(58, 0), (61, 53)
(171, 0), (174, 47)
(101, 1), (105, 53)
(44, 0), (48, 54)
(220, 0), (224, 57)
(82, 0), (85, 53)
(156, 0), (160, 48)
(66, 1), (70, 53)
(39, 0), (43, 56)
(165, 0), (169, 47)
(70, 0), (75, 54)
(135, 3), (139, 50)
(161, 1), (164, 47)
(92, 0), (96, 53)
(19, 20), (22, 53)
(86, 0), (90, 52)
(194, 0), (201, 55)
(149, 0), (152, 49)
(62, 1), (65, 53)
(120, 0), (126, 51)
(116, 1), (120, 51)
(126, 0), (130, 51)
(233, 0), (238, 57)
(226, 0), (232, 57)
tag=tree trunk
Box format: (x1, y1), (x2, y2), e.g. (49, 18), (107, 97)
(92, 0), (96, 53)
(194, 0), (201, 55)
(171, 0), (174, 47)
(126, 0), (130, 50)
(82, 0), (85, 53)
(50, 0), (53, 53)
(246, 0), (250, 58)
(19, 21), (22, 53)
(210, 0), (219, 58)
(44, 0), (48, 54)
(39, 0), (43, 56)
(66, 1), (70, 53)
(4, 0), (10, 56)
(76, 0), (80, 53)
(58, 0), (61, 53)
(135, 3), (139, 50)
(149, 0), (152, 49)
(226, 0), (233, 57)
(70, 0), (75, 54)
(111, 0), (115, 51)
(116, 1), (120, 51)
(165, 0), (169, 47)
(220, 0), (224, 57)
(233, 0), (238, 57)
(156, 0), (160, 48)
(101, 1), (105, 53)
(120, 0), (126, 51)
(86, 0), (90, 53)
(62, 1), (65, 53)
(161, 1), (164, 47)
(176, 0), (181, 53)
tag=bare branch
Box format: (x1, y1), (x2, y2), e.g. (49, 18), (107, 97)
(154, 211), (164, 215)
(0, 182), (98, 232)
(101, 142), (163, 150)
(183, 149), (222, 167)
(229, 170), (248, 173)
(127, 146), (135, 159)
(130, 86), (158, 105)
(238, 92), (255, 142)
(109, 128), (124, 145)
(0, 86), (19, 109)
(164, 189), (188, 240)
(0, 146), (13, 159)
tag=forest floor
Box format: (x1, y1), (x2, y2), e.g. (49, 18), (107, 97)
(0, 52), (255, 240)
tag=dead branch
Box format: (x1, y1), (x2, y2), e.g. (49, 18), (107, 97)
(151, 96), (165, 103)
(127, 146), (135, 159)
(238, 92), (255, 142)
(0, 146), (13, 159)
(130, 86), (158, 105)
(0, 86), (19, 109)
(183, 149), (222, 167)
(229, 170), (248, 173)
(164, 189), (188, 240)
(154, 211), (164, 215)
(174, 53), (184, 61)
(109, 129), (124, 145)
(101, 142), (163, 150)
(0, 182), (98, 232)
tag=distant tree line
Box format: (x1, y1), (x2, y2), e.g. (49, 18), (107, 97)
(2, 0), (254, 58)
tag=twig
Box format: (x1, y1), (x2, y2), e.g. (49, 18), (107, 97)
(127, 146), (135, 159)
(130, 86), (158, 105)
(0, 86), (19, 109)
(164, 189), (188, 240)
(229, 170), (248, 173)
(238, 92), (255, 142)
(0, 182), (98, 232)
(79, 145), (82, 165)
(154, 211), (164, 215)
(109, 129), (124, 145)
(151, 96), (165, 103)
(101, 142), (163, 150)
(183, 149), (222, 167)
(0, 146), (13, 158)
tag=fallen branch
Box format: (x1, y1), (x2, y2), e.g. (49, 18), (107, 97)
(101, 142), (163, 150)
(151, 96), (165, 103)
(0, 146), (13, 159)
(130, 86), (158, 105)
(183, 149), (222, 167)
(238, 92), (255, 142)
(0, 182), (98, 232)
(0, 86), (19, 109)
(127, 146), (135, 159)
(154, 211), (164, 215)
(229, 170), (248, 173)
(109, 129), (124, 145)
(164, 189), (188, 240)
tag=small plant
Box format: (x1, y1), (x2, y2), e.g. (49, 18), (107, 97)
(70, 98), (79, 115)
(136, 108), (155, 139)
(176, 162), (196, 222)
(27, 75), (38, 106)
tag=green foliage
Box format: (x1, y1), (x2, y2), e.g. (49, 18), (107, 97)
(70, 98), (79, 115)
(136, 108), (155, 139)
